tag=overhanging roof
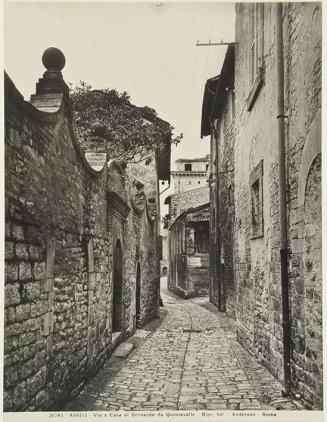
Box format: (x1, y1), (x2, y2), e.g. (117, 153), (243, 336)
(201, 44), (235, 138)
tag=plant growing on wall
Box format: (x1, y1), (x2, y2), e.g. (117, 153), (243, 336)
(70, 81), (182, 163)
(162, 213), (171, 229)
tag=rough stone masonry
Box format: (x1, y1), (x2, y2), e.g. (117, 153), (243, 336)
(4, 48), (168, 411)
(232, 3), (322, 409)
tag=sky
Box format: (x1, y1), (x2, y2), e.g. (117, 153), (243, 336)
(4, 1), (235, 163)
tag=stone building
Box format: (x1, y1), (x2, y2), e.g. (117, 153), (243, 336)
(201, 3), (322, 409)
(4, 48), (170, 411)
(164, 185), (209, 224)
(164, 156), (210, 298)
(201, 44), (235, 316)
(171, 156), (210, 193)
(167, 204), (210, 298)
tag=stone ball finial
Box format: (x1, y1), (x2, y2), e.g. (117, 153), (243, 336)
(91, 122), (107, 138)
(42, 47), (66, 72)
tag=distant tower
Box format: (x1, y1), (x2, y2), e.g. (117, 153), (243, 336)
(171, 155), (210, 193)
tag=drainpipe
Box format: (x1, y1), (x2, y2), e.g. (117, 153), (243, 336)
(210, 121), (221, 311)
(276, 2), (291, 396)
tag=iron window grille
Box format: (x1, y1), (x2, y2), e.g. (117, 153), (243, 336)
(250, 159), (264, 239)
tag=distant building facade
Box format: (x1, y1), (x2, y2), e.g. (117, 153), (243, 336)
(165, 156), (210, 298)
(201, 3), (322, 409)
(168, 204), (209, 298)
(171, 156), (210, 193)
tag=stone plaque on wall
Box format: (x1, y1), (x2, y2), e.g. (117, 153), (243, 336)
(85, 152), (107, 171)
(188, 257), (202, 267)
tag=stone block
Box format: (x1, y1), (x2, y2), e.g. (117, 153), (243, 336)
(16, 303), (31, 321)
(15, 243), (29, 260)
(25, 282), (41, 301)
(29, 244), (44, 261)
(5, 263), (19, 282)
(40, 311), (54, 336)
(4, 365), (18, 388)
(31, 301), (48, 318)
(46, 335), (53, 359)
(27, 367), (46, 397)
(19, 262), (32, 281)
(295, 277), (304, 296)
(6, 306), (16, 324)
(12, 223), (24, 241)
(19, 332), (36, 347)
(112, 342), (135, 358)
(13, 380), (27, 410)
(3, 390), (13, 411)
(40, 278), (53, 293)
(5, 283), (21, 307)
(4, 336), (19, 354)
(5, 242), (14, 260)
(35, 389), (48, 409)
(5, 221), (11, 240)
(33, 262), (46, 281)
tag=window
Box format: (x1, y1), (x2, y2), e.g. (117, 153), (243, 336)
(198, 181), (201, 184)
(206, 164), (209, 171)
(247, 3), (264, 111)
(250, 160), (264, 238)
(194, 226), (209, 254)
(185, 164), (192, 171)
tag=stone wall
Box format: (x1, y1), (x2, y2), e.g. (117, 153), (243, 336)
(168, 187), (209, 223)
(209, 74), (236, 316)
(4, 64), (162, 411)
(233, 3), (322, 409)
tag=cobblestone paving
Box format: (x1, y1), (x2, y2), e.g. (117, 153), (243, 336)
(65, 289), (302, 412)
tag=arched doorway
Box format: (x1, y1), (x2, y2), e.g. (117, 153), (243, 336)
(112, 239), (123, 333)
(162, 266), (167, 276)
(136, 263), (141, 327)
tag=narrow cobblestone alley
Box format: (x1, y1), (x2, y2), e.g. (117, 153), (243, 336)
(65, 279), (302, 412)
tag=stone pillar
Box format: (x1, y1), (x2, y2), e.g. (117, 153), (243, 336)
(30, 47), (69, 112)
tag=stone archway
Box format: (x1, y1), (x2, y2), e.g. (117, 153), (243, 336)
(136, 263), (141, 327)
(112, 239), (123, 333)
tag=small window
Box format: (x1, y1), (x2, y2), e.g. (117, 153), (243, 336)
(189, 181), (192, 184)
(198, 181), (201, 184)
(250, 160), (264, 239)
(185, 164), (192, 171)
(206, 164), (209, 171)
(194, 226), (209, 254)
